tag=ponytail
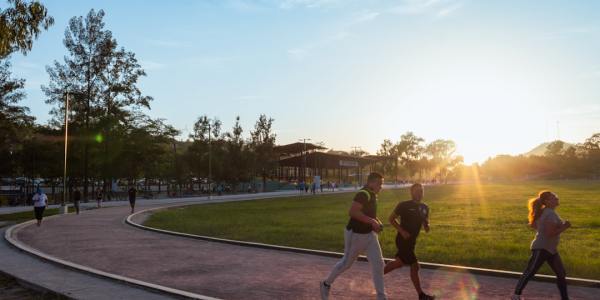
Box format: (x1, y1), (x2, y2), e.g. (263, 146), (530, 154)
(527, 190), (553, 228)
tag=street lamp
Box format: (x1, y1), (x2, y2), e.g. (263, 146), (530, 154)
(208, 121), (212, 200)
(61, 91), (84, 214)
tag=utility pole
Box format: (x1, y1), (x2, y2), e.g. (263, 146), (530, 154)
(351, 146), (362, 188)
(208, 121), (212, 200)
(61, 92), (70, 214)
(299, 138), (311, 183)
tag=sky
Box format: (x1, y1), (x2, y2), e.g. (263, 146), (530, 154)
(6, 0), (600, 164)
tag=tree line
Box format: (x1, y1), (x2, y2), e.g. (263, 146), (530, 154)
(476, 135), (600, 181)
(1, 5), (279, 202)
(373, 132), (464, 184)
(2, 2), (598, 204)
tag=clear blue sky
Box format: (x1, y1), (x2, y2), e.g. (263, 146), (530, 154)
(7, 0), (600, 163)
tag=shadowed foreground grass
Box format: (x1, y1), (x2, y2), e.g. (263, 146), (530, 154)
(145, 180), (600, 279)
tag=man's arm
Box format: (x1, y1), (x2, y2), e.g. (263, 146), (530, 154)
(388, 211), (410, 239)
(349, 201), (382, 233)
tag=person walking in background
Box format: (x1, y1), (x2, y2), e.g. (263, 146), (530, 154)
(512, 191), (571, 300)
(384, 183), (435, 300)
(73, 187), (81, 214)
(128, 186), (137, 214)
(320, 172), (386, 300)
(32, 187), (48, 227)
(96, 187), (103, 208)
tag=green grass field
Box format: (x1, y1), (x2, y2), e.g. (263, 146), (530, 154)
(144, 180), (600, 279)
(0, 207), (75, 224)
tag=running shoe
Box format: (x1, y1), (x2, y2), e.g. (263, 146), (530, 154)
(511, 295), (522, 300)
(320, 281), (330, 300)
(419, 292), (435, 300)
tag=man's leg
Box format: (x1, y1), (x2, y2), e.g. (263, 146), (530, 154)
(325, 230), (365, 284)
(410, 263), (423, 294)
(384, 258), (403, 274)
(365, 232), (386, 300)
(547, 253), (569, 300)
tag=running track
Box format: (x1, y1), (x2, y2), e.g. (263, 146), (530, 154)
(13, 202), (598, 299)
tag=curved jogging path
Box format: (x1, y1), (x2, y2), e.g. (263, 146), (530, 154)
(12, 201), (599, 299)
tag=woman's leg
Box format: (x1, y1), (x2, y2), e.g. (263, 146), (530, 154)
(514, 249), (549, 295)
(548, 253), (569, 300)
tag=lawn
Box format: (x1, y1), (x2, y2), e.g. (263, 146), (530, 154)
(0, 207), (74, 224)
(144, 180), (600, 279)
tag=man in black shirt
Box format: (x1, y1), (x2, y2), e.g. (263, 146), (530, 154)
(128, 186), (137, 214)
(320, 172), (387, 300)
(385, 183), (435, 300)
(72, 187), (81, 215)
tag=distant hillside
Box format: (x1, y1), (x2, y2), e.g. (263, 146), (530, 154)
(524, 140), (574, 156)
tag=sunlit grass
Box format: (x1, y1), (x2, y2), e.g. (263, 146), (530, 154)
(144, 180), (600, 279)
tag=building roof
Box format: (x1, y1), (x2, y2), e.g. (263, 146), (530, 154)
(278, 151), (379, 169)
(274, 142), (327, 155)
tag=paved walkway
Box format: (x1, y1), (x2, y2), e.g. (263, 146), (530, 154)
(0, 186), (372, 215)
(9, 196), (599, 299)
(0, 225), (173, 300)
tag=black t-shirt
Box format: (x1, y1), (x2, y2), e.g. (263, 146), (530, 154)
(346, 187), (377, 233)
(128, 188), (136, 200)
(393, 200), (429, 239)
(73, 190), (81, 201)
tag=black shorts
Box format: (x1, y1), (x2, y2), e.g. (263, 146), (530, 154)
(395, 234), (418, 265)
(34, 206), (45, 220)
(129, 198), (136, 205)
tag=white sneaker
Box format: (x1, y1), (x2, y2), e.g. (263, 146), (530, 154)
(320, 281), (331, 300)
(511, 294), (522, 300)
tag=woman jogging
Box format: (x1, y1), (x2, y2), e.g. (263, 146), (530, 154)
(512, 191), (571, 300)
(32, 187), (48, 227)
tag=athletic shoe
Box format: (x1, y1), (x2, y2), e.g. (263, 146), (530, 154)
(419, 292), (435, 300)
(511, 295), (522, 300)
(320, 281), (331, 300)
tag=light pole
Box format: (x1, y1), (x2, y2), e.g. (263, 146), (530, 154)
(61, 92), (70, 214)
(208, 122), (212, 200)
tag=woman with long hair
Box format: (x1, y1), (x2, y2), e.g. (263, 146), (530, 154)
(512, 191), (571, 300)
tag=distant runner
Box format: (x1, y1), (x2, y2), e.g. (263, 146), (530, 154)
(73, 187), (81, 214)
(384, 183), (435, 300)
(32, 187), (48, 227)
(512, 191), (570, 300)
(320, 172), (386, 300)
(128, 186), (137, 214)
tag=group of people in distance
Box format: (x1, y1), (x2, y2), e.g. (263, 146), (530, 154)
(31, 185), (139, 226)
(320, 172), (571, 300)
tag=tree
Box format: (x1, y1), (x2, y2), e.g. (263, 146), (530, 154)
(0, 59), (33, 176)
(396, 132), (425, 179)
(0, 0), (54, 58)
(250, 114), (276, 192)
(425, 139), (458, 183)
(43, 9), (151, 200)
(0, 0), (53, 178)
(223, 116), (250, 191)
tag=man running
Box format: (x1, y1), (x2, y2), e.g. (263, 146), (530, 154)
(128, 186), (137, 214)
(73, 187), (81, 214)
(320, 172), (386, 300)
(385, 183), (435, 300)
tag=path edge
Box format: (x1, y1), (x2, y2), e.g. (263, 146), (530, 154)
(4, 216), (221, 300)
(128, 204), (600, 289)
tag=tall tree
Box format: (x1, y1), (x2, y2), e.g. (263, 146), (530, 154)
(0, 59), (33, 176)
(43, 9), (151, 199)
(250, 114), (276, 192)
(396, 132), (425, 179)
(0, 0), (54, 58)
